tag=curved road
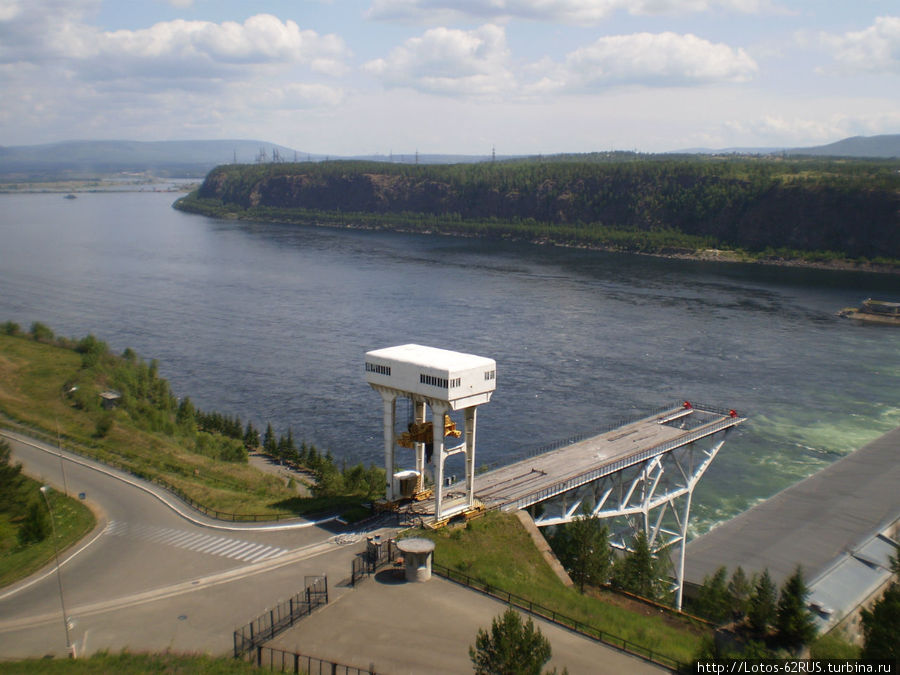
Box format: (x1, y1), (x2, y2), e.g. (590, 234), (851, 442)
(0, 430), (388, 660)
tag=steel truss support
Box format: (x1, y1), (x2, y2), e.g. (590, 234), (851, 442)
(532, 428), (733, 610)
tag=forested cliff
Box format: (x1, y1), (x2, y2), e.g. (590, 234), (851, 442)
(182, 157), (900, 263)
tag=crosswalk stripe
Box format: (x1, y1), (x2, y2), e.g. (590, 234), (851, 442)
(233, 543), (267, 561)
(252, 547), (286, 562)
(104, 521), (289, 562)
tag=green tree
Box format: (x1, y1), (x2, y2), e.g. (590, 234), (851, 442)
(748, 569), (777, 635)
(29, 321), (54, 343)
(860, 557), (900, 661)
(94, 414), (114, 438)
(76, 334), (109, 368)
(17, 499), (50, 546)
(176, 396), (197, 431)
(611, 530), (668, 600)
(728, 566), (753, 619)
(469, 608), (553, 675)
(263, 422), (277, 456)
(0, 440), (25, 513)
(696, 566), (731, 623)
(775, 566), (817, 650)
(553, 510), (612, 592)
(243, 421), (260, 450)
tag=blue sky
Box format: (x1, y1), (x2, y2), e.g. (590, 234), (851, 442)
(1, 0), (898, 155)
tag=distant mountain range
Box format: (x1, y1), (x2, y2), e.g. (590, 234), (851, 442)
(1, 134), (897, 180)
(788, 134), (900, 158)
(0, 140), (306, 179)
(679, 134), (900, 158)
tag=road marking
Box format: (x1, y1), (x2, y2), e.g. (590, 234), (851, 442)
(105, 521), (288, 563)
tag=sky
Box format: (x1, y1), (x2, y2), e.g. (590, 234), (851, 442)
(0, 0), (898, 156)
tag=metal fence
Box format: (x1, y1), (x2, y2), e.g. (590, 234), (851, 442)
(350, 537), (397, 587)
(248, 646), (376, 674)
(234, 576), (329, 659)
(432, 563), (685, 672)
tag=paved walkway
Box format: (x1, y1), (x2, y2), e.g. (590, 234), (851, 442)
(268, 574), (666, 675)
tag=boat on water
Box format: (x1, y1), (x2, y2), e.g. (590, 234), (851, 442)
(64, 193), (77, 199)
(838, 298), (900, 325)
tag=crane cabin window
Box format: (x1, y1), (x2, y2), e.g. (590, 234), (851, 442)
(420, 373), (448, 389)
(366, 362), (391, 376)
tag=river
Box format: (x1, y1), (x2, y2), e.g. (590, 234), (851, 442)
(1, 191), (897, 535)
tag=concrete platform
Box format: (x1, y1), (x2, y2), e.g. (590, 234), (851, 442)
(267, 574), (666, 675)
(684, 425), (900, 588)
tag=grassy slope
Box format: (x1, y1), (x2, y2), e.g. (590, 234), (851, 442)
(0, 333), (296, 517)
(414, 511), (708, 665)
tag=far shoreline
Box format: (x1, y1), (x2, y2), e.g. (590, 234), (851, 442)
(174, 195), (900, 277)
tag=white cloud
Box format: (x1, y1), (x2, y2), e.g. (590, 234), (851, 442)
(364, 24), (516, 97)
(365, 27), (755, 99)
(530, 32), (757, 92)
(68, 14), (350, 81)
(366, 0), (776, 24)
(0, 6), (349, 79)
(0, 0), (99, 63)
(0, 1), (24, 22)
(821, 15), (900, 75)
(0, 3), (350, 143)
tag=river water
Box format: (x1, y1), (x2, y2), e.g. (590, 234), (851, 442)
(1, 191), (898, 535)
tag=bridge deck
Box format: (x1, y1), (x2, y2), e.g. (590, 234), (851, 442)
(408, 403), (744, 521)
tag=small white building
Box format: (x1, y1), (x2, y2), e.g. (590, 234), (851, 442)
(365, 344), (496, 523)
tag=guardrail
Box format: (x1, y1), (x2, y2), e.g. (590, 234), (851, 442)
(506, 400), (739, 463)
(432, 563), (685, 672)
(504, 414), (744, 512)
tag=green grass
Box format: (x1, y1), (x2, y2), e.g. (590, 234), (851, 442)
(0, 651), (260, 674)
(411, 511), (708, 665)
(0, 478), (95, 588)
(809, 632), (861, 659)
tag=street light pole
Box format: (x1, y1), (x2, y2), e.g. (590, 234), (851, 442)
(39, 486), (73, 658)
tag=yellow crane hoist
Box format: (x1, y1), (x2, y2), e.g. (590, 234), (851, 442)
(396, 414), (461, 448)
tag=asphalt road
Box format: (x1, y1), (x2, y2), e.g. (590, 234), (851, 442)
(0, 430), (383, 660)
(0, 432), (669, 673)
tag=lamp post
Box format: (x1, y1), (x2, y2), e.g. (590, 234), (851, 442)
(39, 486), (73, 658)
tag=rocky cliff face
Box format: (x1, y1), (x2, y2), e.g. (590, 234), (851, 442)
(197, 163), (900, 259)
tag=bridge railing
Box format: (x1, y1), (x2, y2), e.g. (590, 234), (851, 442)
(506, 400), (739, 463)
(503, 414), (744, 512)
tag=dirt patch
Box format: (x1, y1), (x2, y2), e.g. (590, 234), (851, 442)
(248, 452), (315, 497)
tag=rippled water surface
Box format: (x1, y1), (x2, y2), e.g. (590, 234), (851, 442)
(2, 191), (898, 535)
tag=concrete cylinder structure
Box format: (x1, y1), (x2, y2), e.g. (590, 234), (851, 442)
(396, 538), (435, 582)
